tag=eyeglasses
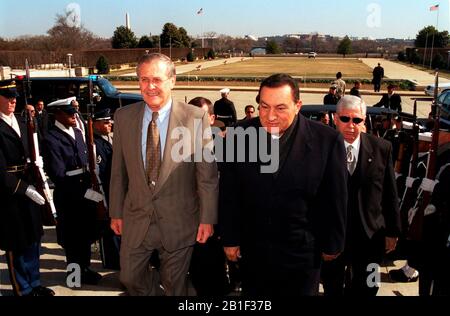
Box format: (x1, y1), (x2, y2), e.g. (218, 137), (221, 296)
(338, 116), (364, 124)
(139, 77), (170, 86)
(246, 111), (255, 114)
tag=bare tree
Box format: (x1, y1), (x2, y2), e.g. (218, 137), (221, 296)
(46, 10), (106, 51)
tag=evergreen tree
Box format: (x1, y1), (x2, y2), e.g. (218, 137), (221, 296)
(138, 35), (154, 48)
(111, 26), (138, 49)
(96, 55), (110, 74)
(337, 36), (352, 57)
(266, 40), (282, 54)
(415, 26), (449, 48)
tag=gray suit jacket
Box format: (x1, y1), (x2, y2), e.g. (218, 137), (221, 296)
(109, 101), (219, 251)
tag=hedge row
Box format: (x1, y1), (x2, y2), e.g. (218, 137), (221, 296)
(105, 75), (416, 90)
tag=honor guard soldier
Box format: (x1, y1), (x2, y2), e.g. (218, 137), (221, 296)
(92, 108), (120, 270)
(43, 97), (102, 285)
(0, 80), (54, 296)
(214, 88), (237, 127)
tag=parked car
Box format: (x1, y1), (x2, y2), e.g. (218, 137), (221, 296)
(14, 75), (142, 115)
(436, 89), (450, 125)
(308, 52), (318, 59)
(424, 82), (450, 96)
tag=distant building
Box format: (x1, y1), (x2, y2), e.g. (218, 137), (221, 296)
(250, 47), (267, 55)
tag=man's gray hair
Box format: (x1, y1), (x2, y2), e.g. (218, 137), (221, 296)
(136, 53), (176, 78)
(336, 95), (367, 116)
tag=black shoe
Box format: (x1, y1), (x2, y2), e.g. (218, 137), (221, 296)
(81, 268), (102, 285)
(32, 286), (55, 296)
(389, 268), (418, 283)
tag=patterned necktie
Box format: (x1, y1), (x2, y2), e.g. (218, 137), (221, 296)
(346, 145), (356, 175)
(146, 111), (161, 189)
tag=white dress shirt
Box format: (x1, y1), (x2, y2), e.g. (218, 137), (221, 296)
(141, 100), (172, 170)
(0, 112), (21, 137)
(55, 120), (76, 140)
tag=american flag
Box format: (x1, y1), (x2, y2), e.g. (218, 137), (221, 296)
(430, 4), (439, 11)
(197, 8), (203, 15)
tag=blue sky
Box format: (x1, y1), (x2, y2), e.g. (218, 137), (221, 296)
(0, 0), (449, 40)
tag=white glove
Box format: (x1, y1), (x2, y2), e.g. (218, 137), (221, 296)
(26, 185), (45, 206)
(35, 156), (44, 169)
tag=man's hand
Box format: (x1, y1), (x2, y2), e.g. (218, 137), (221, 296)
(385, 237), (398, 254)
(322, 252), (341, 262)
(224, 246), (241, 262)
(111, 218), (123, 236)
(196, 224), (214, 244)
(26, 185), (45, 206)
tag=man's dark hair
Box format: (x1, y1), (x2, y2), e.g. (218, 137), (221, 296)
(188, 96), (213, 115)
(336, 72), (342, 79)
(244, 105), (255, 113)
(256, 73), (300, 104)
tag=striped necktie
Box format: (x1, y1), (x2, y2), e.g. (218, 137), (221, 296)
(347, 145), (356, 175)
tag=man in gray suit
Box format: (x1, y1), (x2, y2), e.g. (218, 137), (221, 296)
(109, 53), (218, 296)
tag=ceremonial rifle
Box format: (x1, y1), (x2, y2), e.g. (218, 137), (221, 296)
(24, 59), (57, 226)
(407, 71), (441, 241)
(86, 79), (109, 221)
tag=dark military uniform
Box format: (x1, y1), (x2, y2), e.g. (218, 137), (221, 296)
(43, 98), (99, 283)
(416, 144), (450, 296)
(214, 96), (237, 127)
(0, 80), (53, 296)
(94, 132), (112, 203)
(0, 116), (43, 252)
(92, 109), (120, 270)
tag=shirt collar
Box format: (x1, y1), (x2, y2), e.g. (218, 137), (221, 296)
(0, 112), (14, 123)
(145, 99), (172, 123)
(344, 135), (361, 156)
(55, 120), (76, 139)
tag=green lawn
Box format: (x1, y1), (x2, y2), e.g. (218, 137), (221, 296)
(185, 57), (373, 78)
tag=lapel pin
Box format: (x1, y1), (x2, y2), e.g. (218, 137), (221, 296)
(368, 158), (373, 163)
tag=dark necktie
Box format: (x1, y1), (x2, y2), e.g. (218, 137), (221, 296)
(347, 145), (356, 175)
(146, 112), (161, 189)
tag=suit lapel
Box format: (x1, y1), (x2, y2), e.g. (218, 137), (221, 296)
(134, 102), (148, 186)
(0, 117), (23, 145)
(274, 115), (312, 185)
(153, 101), (184, 196)
(358, 133), (374, 183)
(18, 117), (29, 154)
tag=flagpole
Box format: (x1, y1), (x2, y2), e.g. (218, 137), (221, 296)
(429, 5), (440, 69)
(201, 11), (204, 49)
(423, 33), (428, 68)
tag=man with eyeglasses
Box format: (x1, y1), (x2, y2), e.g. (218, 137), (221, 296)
(109, 53), (218, 296)
(321, 95), (401, 296)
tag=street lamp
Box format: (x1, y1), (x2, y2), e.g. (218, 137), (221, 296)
(67, 53), (73, 77)
(447, 51), (450, 68)
(169, 36), (172, 60)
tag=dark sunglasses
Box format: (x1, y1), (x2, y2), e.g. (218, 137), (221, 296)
(338, 116), (364, 124)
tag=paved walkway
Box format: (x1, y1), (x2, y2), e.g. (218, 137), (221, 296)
(119, 57), (252, 76)
(0, 227), (418, 296)
(114, 84), (433, 119)
(360, 58), (450, 86)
